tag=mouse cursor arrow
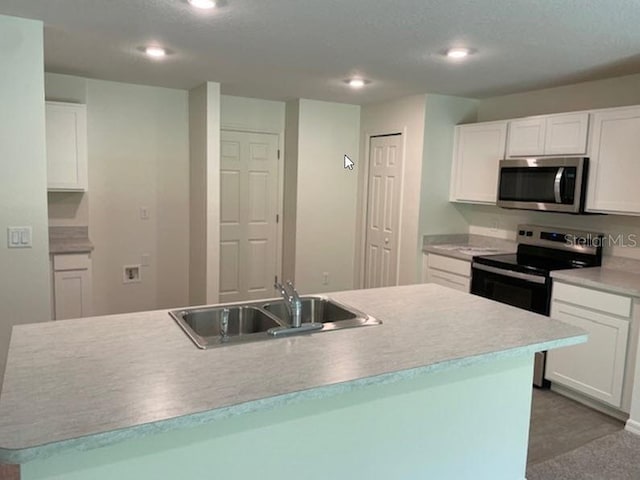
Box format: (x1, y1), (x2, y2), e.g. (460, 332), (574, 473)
(344, 155), (354, 170)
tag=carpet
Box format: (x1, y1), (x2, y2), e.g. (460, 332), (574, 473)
(527, 430), (640, 480)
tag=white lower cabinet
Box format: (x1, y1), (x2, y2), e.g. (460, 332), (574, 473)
(546, 282), (632, 408)
(52, 254), (93, 320)
(422, 254), (471, 293)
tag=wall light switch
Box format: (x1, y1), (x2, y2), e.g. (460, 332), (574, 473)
(7, 227), (32, 248)
(140, 207), (150, 220)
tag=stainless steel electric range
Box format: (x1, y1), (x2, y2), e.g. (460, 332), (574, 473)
(471, 224), (603, 387)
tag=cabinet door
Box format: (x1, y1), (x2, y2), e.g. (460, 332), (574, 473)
(46, 102), (88, 191)
(587, 107), (640, 214)
(449, 122), (507, 204)
(506, 117), (546, 157)
(546, 301), (629, 407)
(54, 269), (92, 320)
(427, 269), (470, 293)
(425, 254), (471, 292)
(544, 113), (589, 155)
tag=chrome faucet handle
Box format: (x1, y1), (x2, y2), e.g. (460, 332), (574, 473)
(274, 282), (288, 299)
(220, 308), (230, 343)
(285, 281), (302, 328)
(286, 281), (301, 302)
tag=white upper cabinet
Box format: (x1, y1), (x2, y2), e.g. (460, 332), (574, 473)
(507, 117), (546, 156)
(507, 112), (589, 157)
(46, 102), (88, 191)
(449, 121), (507, 204)
(587, 106), (640, 215)
(544, 113), (590, 155)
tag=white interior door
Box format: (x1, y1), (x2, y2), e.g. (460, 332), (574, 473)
(364, 134), (403, 288)
(220, 131), (280, 302)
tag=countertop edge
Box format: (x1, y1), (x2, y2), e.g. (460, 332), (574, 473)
(49, 245), (94, 254)
(0, 333), (586, 464)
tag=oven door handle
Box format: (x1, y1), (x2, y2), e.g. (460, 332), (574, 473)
(554, 167), (564, 203)
(472, 263), (547, 285)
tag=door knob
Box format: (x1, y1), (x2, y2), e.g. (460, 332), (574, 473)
(384, 238), (390, 244)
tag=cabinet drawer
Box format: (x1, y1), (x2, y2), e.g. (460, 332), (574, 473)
(428, 270), (470, 293)
(427, 254), (471, 277)
(53, 253), (91, 272)
(553, 282), (631, 318)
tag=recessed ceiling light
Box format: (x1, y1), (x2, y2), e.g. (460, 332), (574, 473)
(188, 0), (216, 9)
(345, 78), (369, 89)
(145, 46), (167, 58)
(446, 48), (471, 59)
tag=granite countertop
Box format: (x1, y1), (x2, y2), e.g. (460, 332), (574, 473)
(551, 264), (640, 298)
(0, 284), (585, 463)
(49, 226), (93, 254)
(422, 234), (517, 261)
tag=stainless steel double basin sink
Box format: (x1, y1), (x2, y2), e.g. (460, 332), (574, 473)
(169, 296), (381, 349)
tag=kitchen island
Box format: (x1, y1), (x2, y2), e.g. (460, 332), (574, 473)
(0, 284), (585, 480)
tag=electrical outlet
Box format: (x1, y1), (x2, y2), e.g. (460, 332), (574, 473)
(490, 217), (500, 233)
(123, 265), (142, 284)
(322, 272), (329, 285)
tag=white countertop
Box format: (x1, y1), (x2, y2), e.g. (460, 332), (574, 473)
(422, 234), (517, 261)
(552, 267), (640, 297)
(0, 284), (585, 463)
(49, 226), (93, 254)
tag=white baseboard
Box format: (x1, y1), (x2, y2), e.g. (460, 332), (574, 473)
(550, 384), (629, 422)
(626, 419), (640, 436)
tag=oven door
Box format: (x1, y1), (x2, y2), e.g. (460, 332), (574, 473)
(470, 263), (551, 315)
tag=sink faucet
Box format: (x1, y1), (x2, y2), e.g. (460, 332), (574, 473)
(274, 281), (302, 328)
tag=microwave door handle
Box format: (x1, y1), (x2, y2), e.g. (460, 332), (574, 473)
(554, 167), (564, 203)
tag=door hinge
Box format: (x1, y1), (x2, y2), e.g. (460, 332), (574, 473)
(276, 214), (280, 223)
(275, 275), (278, 284)
(277, 149), (281, 159)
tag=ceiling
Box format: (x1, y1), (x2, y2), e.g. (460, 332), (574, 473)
(2, 0), (640, 104)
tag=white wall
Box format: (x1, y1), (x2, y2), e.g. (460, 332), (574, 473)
(419, 94), (478, 262)
(0, 15), (50, 385)
(282, 100), (300, 283)
(478, 72), (640, 121)
(189, 82), (221, 305)
(358, 95), (427, 286)
(221, 95), (285, 133)
(463, 73), (640, 256)
(86, 79), (190, 314)
(294, 99), (360, 294)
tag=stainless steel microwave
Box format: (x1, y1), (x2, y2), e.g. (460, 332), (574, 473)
(497, 157), (588, 213)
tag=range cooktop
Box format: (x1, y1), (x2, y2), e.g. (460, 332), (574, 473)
(473, 225), (603, 278)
